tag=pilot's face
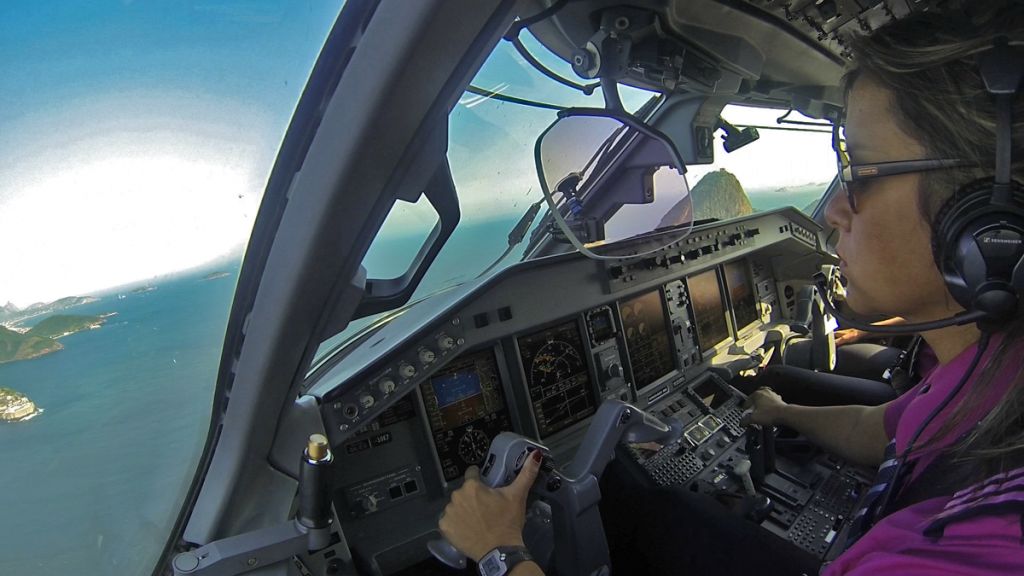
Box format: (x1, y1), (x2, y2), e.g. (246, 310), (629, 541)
(824, 76), (956, 321)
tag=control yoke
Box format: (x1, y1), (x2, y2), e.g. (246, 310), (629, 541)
(429, 400), (682, 576)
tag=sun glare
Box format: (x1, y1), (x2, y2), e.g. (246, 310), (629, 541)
(0, 153), (260, 307)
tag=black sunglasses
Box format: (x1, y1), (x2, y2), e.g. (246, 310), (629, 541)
(832, 123), (974, 212)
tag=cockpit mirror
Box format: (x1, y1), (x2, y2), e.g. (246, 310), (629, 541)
(534, 107), (694, 260)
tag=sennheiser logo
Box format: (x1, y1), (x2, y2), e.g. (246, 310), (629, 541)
(982, 237), (1022, 245)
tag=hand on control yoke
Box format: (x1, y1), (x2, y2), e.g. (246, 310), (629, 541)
(741, 387), (787, 427)
(439, 451), (543, 563)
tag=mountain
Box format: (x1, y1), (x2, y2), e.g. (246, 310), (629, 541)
(0, 326), (63, 363)
(659, 169), (753, 228)
(0, 296), (98, 325)
(0, 302), (19, 323)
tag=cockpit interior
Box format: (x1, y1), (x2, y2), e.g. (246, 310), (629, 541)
(161, 1), (970, 575)
(309, 209), (857, 574)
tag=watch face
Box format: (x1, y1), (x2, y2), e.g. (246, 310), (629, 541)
(479, 553), (504, 576)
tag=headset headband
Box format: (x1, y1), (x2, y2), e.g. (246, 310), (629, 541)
(977, 38), (1023, 203)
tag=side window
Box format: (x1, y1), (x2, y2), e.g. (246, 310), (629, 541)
(685, 105), (836, 220)
(0, 2), (344, 575)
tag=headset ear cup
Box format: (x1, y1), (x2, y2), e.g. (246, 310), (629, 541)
(934, 178), (1024, 319)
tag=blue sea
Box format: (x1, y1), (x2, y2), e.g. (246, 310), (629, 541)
(0, 265), (238, 576)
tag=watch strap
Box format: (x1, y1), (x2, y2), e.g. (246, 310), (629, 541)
(478, 545), (533, 576)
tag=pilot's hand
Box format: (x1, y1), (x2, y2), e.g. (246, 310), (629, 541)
(438, 450), (542, 563)
(741, 386), (787, 426)
(834, 327), (867, 347)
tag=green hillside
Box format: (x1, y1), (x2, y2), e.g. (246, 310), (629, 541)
(27, 314), (106, 339)
(0, 326), (62, 363)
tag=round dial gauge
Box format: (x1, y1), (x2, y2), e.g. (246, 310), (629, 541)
(457, 429), (490, 464)
(530, 340), (585, 387)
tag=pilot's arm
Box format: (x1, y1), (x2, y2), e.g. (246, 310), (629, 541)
(744, 387), (890, 467)
(439, 451), (546, 576)
(834, 316), (906, 346)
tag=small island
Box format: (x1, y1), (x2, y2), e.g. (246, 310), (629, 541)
(131, 285), (158, 294)
(0, 313), (111, 364)
(0, 387), (42, 422)
(202, 271), (231, 281)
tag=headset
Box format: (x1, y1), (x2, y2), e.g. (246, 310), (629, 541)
(818, 38), (1024, 334)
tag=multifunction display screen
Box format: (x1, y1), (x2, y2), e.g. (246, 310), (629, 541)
(421, 348), (512, 481)
(688, 269), (730, 350)
(724, 259), (759, 331)
(619, 290), (675, 389)
(518, 321), (598, 438)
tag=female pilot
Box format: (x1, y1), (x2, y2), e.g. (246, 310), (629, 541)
(438, 5), (1024, 575)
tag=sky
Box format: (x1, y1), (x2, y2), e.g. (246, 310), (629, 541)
(0, 0), (344, 307)
(0, 2), (837, 308)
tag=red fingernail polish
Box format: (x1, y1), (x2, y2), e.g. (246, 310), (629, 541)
(532, 451), (542, 462)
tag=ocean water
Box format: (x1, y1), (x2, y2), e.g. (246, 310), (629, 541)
(0, 266), (237, 576)
(748, 188), (825, 214)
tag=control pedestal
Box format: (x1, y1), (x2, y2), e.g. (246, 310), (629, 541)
(629, 372), (872, 561)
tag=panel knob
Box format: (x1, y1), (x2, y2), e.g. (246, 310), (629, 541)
(378, 378), (397, 395)
(419, 348), (436, 364)
(437, 334), (456, 350)
(606, 362), (623, 379)
(359, 395), (375, 409)
(399, 363), (416, 378)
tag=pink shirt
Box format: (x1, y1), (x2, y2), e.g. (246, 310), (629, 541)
(824, 334), (1024, 575)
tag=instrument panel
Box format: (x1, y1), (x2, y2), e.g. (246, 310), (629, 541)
(332, 254), (775, 504)
(314, 210), (829, 574)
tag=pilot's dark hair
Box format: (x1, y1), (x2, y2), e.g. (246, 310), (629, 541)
(846, 3), (1024, 473)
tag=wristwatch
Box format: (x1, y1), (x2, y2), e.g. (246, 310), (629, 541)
(477, 545), (534, 576)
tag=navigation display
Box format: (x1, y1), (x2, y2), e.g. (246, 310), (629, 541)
(619, 290), (675, 389)
(518, 321), (598, 438)
(421, 349), (512, 481)
(725, 259), (759, 331)
(688, 269), (730, 350)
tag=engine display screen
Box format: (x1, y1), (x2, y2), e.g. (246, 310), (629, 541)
(725, 259), (759, 332)
(619, 290), (675, 389)
(421, 349), (512, 481)
(518, 321), (598, 438)
(688, 269), (730, 351)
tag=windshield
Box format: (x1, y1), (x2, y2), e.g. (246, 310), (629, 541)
(0, 3), (344, 575)
(313, 40), (837, 365)
(314, 34), (654, 362)
(685, 106), (836, 219)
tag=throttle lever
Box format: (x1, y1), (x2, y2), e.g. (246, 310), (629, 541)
(428, 434), (550, 569)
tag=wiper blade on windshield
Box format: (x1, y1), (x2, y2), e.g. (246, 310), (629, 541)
(465, 85), (566, 112)
(478, 197), (545, 278)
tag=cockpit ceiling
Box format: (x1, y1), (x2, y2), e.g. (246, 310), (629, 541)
(526, 0), (953, 110)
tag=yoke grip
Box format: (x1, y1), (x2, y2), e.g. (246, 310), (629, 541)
(428, 434), (549, 569)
